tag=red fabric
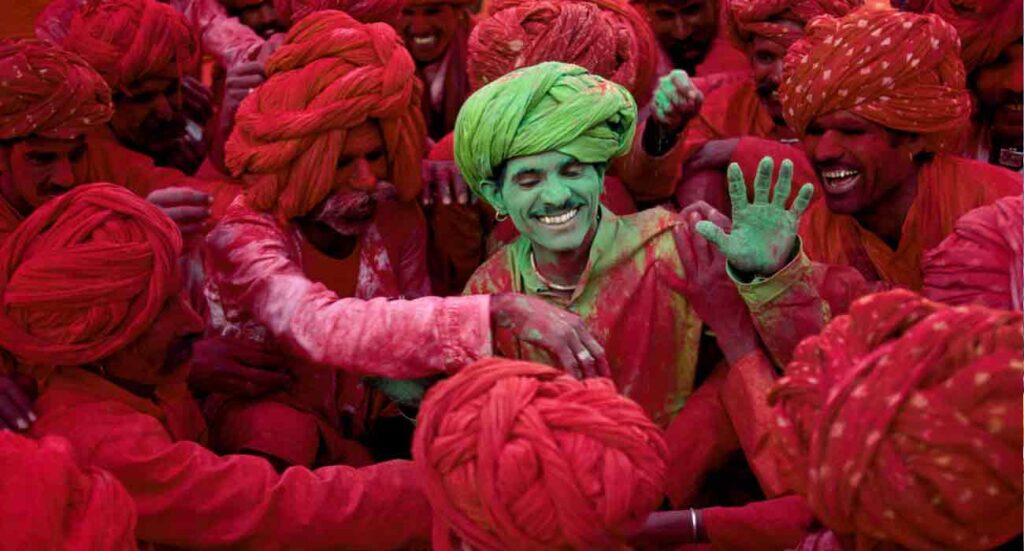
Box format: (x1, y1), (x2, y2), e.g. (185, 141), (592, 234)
(0, 183), (180, 379)
(226, 10), (426, 219)
(413, 357), (667, 550)
(924, 195), (1023, 312)
(0, 431), (137, 549)
(924, 0), (1023, 72)
(471, 0), (658, 106)
(725, 0), (864, 48)
(0, 38), (112, 140)
(59, 0), (200, 93)
(419, 14), (473, 140)
(701, 495), (817, 549)
(780, 7), (971, 154)
(30, 364), (433, 548)
(770, 289), (1023, 549)
(799, 155), (1020, 289)
(80, 126), (201, 197)
(274, 0), (404, 25)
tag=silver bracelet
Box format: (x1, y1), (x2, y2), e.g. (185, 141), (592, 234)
(689, 508), (698, 540)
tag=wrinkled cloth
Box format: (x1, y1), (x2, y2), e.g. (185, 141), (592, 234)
(465, 207), (702, 426)
(701, 495), (818, 549)
(924, 0), (1023, 72)
(169, 0), (271, 69)
(80, 126), (203, 197)
(274, 0), (404, 25)
(226, 10), (426, 219)
(204, 197), (492, 379)
(454, 61), (636, 196)
(30, 364), (433, 548)
(471, 0), (658, 106)
(413, 357), (667, 550)
(799, 155), (1021, 289)
(0, 184), (181, 382)
(203, 195), (432, 465)
(56, 0), (201, 93)
(0, 38), (112, 140)
(725, 0), (864, 48)
(770, 289), (1023, 549)
(0, 430), (137, 550)
(923, 195), (1023, 311)
(779, 6), (971, 154)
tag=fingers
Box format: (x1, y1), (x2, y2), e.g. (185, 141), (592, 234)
(573, 322), (608, 377)
(420, 162), (434, 207)
(452, 171), (471, 205)
(438, 170), (453, 205)
(772, 158), (793, 208)
(551, 344), (584, 380)
(161, 205), (212, 224)
(0, 394), (28, 430)
(790, 183), (815, 217)
(694, 219), (730, 253)
(226, 61), (266, 90)
(752, 156), (774, 204)
(564, 331), (598, 378)
(726, 162), (749, 213)
(148, 187), (212, 207)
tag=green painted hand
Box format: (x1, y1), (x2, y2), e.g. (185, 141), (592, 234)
(694, 156), (814, 277)
(652, 69), (703, 134)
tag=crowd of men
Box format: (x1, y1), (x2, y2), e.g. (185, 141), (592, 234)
(0, 0), (1020, 548)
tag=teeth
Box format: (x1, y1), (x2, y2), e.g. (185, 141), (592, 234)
(822, 169), (859, 179)
(538, 208), (579, 226)
(412, 36), (436, 46)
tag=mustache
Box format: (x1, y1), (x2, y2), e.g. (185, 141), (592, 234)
(755, 80), (778, 98)
(530, 198), (586, 217)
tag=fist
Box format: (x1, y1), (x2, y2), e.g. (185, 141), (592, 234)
(651, 69), (704, 134)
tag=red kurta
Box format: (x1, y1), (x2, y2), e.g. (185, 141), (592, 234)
(30, 366), (433, 548)
(464, 207), (702, 427)
(0, 430), (137, 549)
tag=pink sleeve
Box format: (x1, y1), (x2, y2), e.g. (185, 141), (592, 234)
(169, 0), (266, 67)
(34, 402), (432, 548)
(206, 209), (492, 378)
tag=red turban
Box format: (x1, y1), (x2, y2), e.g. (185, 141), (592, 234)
(413, 358), (667, 550)
(925, 0), (1023, 72)
(0, 183), (181, 376)
(779, 6), (972, 153)
(0, 38), (112, 140)
(59, 0), (199, 92)
(924, 195), (1023, 312)
(770, 289), (1023, 549)
(225, 10), (425, 219)
(725, 0), (863, 47)
(273, 0), (404, 25)
(469, 0), (658, 105)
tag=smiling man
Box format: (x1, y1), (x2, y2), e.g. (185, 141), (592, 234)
(457, 62), (733, 428)
(693, 6), (1021, 366)
(397, 0), (474, 141)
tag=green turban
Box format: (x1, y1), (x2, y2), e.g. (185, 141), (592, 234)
(454, 61), (637, 197)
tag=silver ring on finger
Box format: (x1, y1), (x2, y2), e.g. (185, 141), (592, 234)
(575, 349), (592, 362)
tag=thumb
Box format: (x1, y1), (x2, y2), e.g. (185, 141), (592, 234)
(694, 219), (729, 250)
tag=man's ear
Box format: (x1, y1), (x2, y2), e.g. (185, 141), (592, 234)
(478, 179), (506, 213)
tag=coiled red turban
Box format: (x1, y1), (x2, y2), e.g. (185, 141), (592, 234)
(413, 358), (666, 550)
(770, 289), (1023, 549)
(225, 10), (426, 219)
(59, 0), (200, 93)
(779, 6), (972, 153)
(0, 184), (182, 372)
(925, 0), (1023, 73)
(0, 38), (112, 140)
(725, 0), (863, 47)
(469, 0), (658, 106)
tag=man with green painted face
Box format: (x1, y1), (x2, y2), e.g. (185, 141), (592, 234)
(455, 62), (759, 429)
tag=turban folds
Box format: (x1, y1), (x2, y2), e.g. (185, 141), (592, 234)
(60, 0), (199, 93)
(225, 10), (426, 219)
(273, 0), (404, 25)
(770, 289), (1023, 549)
(925, 0), (1023, 72)
(454, 62), (637, 196)
(0, 184), (181, 374)
(726, 0), (863, 47)
(779, 7), (971, 152)
(469, 0), (658, 105)
(0, 39), (112, 140)
(413, 358), (667, 550)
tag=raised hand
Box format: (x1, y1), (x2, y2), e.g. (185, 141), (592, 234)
(146, 186), (212, 236)
(420, 159), (473, 207)
(694, 156), (813, 278)
(651, 69), (704, 134)
(490, 293), (611, 380)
